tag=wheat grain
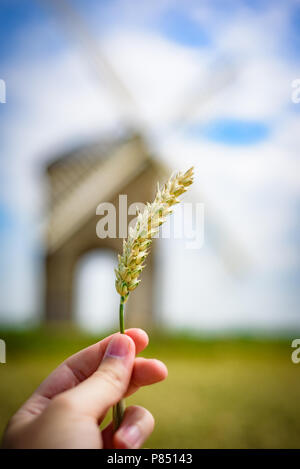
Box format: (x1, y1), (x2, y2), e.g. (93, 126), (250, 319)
(115, 166), (194, 301)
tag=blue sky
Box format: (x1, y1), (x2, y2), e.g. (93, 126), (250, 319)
(0, 0), (299, 331)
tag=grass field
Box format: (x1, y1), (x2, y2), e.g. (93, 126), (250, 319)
(0, 326), (300, 448)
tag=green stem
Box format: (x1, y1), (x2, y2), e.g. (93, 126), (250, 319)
(113, 296), (126, 431)
(119, 297), (125, 334)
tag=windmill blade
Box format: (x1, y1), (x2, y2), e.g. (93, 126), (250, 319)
(171, 58), (239, 132)
(204, 199), (250, 275)
(153, 57), (249, 274)
(42, 0), (140, 128)
(178, 185), (250, 275)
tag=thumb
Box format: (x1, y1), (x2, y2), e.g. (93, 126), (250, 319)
(55, 334), (135, 419)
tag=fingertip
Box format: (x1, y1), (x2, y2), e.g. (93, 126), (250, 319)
(151, 359), (168, 380)
(125, 328), (149, 353)
(130, 358), (168, 389)
(144, 358), (168, 383)
(125, 328), (149, 344)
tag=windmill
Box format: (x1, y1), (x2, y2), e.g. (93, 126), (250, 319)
(43, 0), (247, 328)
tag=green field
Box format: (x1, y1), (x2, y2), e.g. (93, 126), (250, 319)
(0, 327), (300, 448)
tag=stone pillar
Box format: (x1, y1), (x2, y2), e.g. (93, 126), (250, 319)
(45, 251), (74, 322)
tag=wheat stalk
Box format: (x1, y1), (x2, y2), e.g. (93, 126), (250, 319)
(113, 166), (194, 430)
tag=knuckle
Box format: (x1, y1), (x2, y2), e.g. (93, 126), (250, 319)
(51, 393), (74, 412)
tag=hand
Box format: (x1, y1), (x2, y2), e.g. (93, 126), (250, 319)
(2, 329), (168, 449)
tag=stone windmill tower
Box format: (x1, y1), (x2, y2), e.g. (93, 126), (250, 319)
(45, 134), (167, 328)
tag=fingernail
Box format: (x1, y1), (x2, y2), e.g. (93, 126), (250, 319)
(104, 335), (130, 359)
(119, 425), (141, 448)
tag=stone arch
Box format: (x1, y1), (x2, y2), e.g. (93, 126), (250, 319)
(73, 247), (119, 331)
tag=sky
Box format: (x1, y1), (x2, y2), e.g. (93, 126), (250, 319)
(0, 0), (300, 333)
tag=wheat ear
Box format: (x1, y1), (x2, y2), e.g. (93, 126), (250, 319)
(113, 166), (194, 430)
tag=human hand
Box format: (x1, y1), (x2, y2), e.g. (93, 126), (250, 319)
(2, 329), (167, 449)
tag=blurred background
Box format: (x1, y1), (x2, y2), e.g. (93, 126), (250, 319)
(0, 0), (300, 448)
